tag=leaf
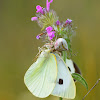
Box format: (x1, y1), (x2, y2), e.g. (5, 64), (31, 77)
(72, 73), (88, 90)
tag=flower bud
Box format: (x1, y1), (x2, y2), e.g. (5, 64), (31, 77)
(46, 0), (53, 12)
(36, 5), (43, 14)
(31, 17), (38, 21)
(66, 19), (72, 24)
(56, 20), (60, 26)
(54, 38), (68, 51)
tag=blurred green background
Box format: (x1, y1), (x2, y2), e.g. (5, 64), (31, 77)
(0, 0), (100, 100)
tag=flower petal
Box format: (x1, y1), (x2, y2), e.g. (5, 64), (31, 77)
(46, 0), (53, 12)
(31, 17), (38, 21)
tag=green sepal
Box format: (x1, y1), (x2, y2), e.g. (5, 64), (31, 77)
(72, 73), (88, 90)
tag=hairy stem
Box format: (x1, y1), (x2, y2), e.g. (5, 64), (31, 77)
(62, 51), (67, 62)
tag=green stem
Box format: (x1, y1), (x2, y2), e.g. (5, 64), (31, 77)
(62, 51), (67, 62)
(59, 97), (63, 100)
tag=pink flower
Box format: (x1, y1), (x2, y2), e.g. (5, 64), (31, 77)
(36, 5), (43, 14)
(56, 20), (60, 26)
(48, 31), (55, 40)
(36, 35), (40, 39)
(43, 8), (47, 14)
(46, 26), (53, 32)
(31, 17), (38, 21)
(46, 26), (55, 40)
(66, 19), (72, 24)
(46, 0), (53, 12)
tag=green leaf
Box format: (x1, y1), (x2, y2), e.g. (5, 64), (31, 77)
(72, 73), (88, 90)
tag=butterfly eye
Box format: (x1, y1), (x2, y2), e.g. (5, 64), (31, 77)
(59, 79), (63, 85)
(68, 66), (71, 72)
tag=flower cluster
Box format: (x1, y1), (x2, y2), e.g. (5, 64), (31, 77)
(31, 0), (54, 21)
(31, 0), (76, 58)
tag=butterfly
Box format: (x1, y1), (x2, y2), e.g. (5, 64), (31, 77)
(24, 49), (81, 99)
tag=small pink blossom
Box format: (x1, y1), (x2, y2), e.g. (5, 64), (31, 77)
(46, 0), (53, 12)
(36, 35), (40, 39)
(31, 17), (38, 21)
(48, 31), (55, 36)
(66, 19), (72, 24)
(46, 26), (55, 40)
(56, 20), (60, 26)
(43, 8), (47, 14)
(46, 26), (53, 32)
(36, 5), (43, 14)
(48, 31), (55, 40)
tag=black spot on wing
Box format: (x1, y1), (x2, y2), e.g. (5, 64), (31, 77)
(68, 66), (71, 72)
(58, 79), (63, 85)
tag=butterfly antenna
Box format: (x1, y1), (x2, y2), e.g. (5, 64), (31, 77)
(82, 78), (100, 100)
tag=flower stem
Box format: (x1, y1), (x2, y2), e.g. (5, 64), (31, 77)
(62, 51), (67, 62)
(59, 97), (63, 100)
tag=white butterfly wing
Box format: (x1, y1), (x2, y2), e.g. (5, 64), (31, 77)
(66, 59), (75, 74)
(66, 59), (81, 75)
(24, 50), (57, 98)
(51, 54), (76, 99)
